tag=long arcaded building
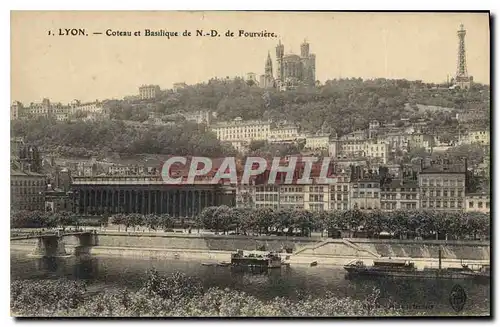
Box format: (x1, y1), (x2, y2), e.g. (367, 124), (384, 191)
(70, 175), (235, 218)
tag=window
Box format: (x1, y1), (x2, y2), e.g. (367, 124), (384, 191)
(486, 202), (490, 208)
(478, 202), (483, 208)
(443, 190), (448, 197)
(450, 190), (455, 197)
(374, 192), (379, 198)
(469, 201), (474, 208)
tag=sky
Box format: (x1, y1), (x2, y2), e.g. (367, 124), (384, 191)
(11, 11), (490, 104)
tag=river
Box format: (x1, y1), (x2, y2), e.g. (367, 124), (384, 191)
(10, 251), (490, 316)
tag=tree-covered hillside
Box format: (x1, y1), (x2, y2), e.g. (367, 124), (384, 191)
(11, 117), (236, 159)
(112, 77), (490, 136)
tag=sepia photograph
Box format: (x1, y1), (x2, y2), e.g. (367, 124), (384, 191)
(9, 11), (491, 318)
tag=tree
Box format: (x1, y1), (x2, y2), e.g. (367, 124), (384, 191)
(126, 214), (144, 232)
(291, 210), (313, 237)
(197, 207), (219, 232)
(145, 214), (160, 232)
(255, 207), (275, 236)
(236, 207), (257, 235)
(110, 214), (126, 232)
(364, 210), (385, 238)
(214, 205), (233, 235)
(342, 209), (365, 237)
(159, 214), (173, 231)
(275, 209), (293, 236)
(313, 211), (329, 237)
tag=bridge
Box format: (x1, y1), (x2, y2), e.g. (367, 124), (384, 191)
(11, 230), (99, 257)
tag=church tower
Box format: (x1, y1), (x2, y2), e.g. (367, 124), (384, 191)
(300, 39), (309, 58)
(260, 51), (275, 89)
(300, 39), (315, 86)
(276, 40), (285, 83)
(265, 51), (273, 77)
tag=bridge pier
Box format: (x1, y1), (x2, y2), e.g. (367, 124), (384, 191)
(27, 231), (98, 257)
(74, 232), (99, 247)
(32, 235), (67, 257)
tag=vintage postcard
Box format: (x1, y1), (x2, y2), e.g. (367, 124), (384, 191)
(10, 11), (490, 318)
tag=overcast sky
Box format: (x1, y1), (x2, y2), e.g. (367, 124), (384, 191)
(11, 11), (490, 104)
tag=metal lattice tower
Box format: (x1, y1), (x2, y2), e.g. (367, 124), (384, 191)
(456, 24), (468, 78)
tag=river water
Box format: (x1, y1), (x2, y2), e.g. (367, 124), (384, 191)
(10, 251), (490, 316)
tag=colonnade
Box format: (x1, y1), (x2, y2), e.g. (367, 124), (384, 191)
(73, 188), (222, 218)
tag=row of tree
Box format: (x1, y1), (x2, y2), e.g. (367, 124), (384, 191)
(10, 210), (176, 232)
(11, 207), (490, 241)
(108, 213), (176, 232)
(10, 211), (84, 229)
(196, 206), (490, 240)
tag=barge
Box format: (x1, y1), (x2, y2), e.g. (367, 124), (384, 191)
(344, 249), (490, 280)
(231, 250), (282, 268)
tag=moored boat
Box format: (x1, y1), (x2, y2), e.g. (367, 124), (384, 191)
(344, 259), (483, 280)
(231, 250), (282, 268)
(458, 264), (490, 280)
(344, 247), (488, 280)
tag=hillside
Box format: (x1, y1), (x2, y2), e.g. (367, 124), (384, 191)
(110, 77), (490, 136)
(10, 118), (236, 159)
(11, 78), (490, 159)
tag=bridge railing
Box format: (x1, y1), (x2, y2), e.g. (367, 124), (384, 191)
(11, 229), (97, 240)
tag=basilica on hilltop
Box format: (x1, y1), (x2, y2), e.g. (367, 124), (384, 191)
(259, 39), (316, 91)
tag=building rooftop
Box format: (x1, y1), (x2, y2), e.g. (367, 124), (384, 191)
(211, 119), (271, 128)
(420, 163), (466, 174)
(10, 168), (45, 177)
(381, 179), (418, 189)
